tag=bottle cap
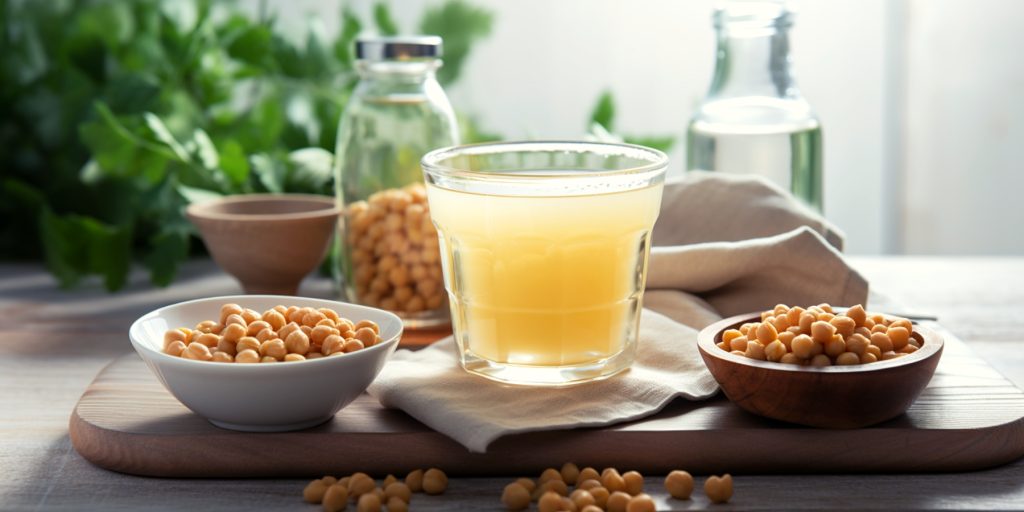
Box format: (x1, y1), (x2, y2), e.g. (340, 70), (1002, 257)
(356, 36), (443, 61)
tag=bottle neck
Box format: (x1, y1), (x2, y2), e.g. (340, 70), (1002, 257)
(356, 60), (441, 88)
(708, 10), (796, 99)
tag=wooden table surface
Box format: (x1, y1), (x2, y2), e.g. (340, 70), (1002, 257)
(3, 257), (1024, 511)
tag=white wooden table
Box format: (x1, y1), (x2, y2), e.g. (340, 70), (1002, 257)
(2, 257), (1023, 510)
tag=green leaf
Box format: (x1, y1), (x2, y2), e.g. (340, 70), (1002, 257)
(419, 0), (493, 85)
(176, 184), (223, 204)
(250, 153), (285, 193)
(39, 208), (132, 291)
(623, 135), (677, 152)
(144, 112), (190, 162)
(190, 129), (219, 170)
(286, 147), (334, 192)
(373, 2), (399, 36)
(334, 7), (363, 68)
(218, 139), (250, 185)
(79, 104), (175, 184)
(144, 226), (190, 287)
(589, 91), (615, 131)
(226, 20), (272, 68)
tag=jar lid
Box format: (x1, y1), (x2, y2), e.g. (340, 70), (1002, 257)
(355, 36), (443, 61)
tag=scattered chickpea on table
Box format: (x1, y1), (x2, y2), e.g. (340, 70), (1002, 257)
(304, 468), (447, 512)
(501, 462), (732, 511)
(162, 303), (382, 363)
(718, 303), (920, 366)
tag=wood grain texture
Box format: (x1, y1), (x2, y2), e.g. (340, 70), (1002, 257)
(5, 258), (1024, 511)
(69, 322), (1023, 478)
(698, 314), (944, 428)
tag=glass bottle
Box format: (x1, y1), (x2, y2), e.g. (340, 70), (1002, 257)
(686, 0), (823, 211)
(334, 36), (459, 328)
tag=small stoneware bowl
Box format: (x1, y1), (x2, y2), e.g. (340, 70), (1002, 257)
(697, 312), (944, 428)
(130, 295), (402, 432)
(187, 194), (339, 295)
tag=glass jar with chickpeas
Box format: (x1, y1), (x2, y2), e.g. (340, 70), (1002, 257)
(333, 36), (458, 328)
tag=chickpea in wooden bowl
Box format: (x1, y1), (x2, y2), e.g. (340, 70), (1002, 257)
(697, 303), (943, 428)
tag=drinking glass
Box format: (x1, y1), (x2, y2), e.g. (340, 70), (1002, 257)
(421, 141), (668, 385)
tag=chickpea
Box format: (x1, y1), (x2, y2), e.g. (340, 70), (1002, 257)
(561, 462), (580, 484)
(811, 320), (837, 343)
(322, 484), (348, 512)
(824, 334), (846, 358)
(704, 474), (733, 504)
(423, 468), (447, 495)
(356, 493), (381, 512)
(285, 330), (310, 355)
(165, 340), (187, 357)
(320, 335), (344, 355)
(237, 336), (261, 354)
(224, 313), (246, 328)
(742, 340), (765, 361)
(303, 310), (327, 328)
(891, 318), (913, 332)
(259, 339), (287, 360)
(262, 311), (285, 331)
(777, 331), (796, 349)
(602, 468), (626, 493)
(756, 322), (778, 344)
(212, 351), (234, 363)
(870, 332), (894, 353)
(581, 507), (603, 512)
(791, 334), (815, 359)
(865, 344), (882, 359)
(344, 339), (365, 353)
(900, 344), (919, 354)
(405, 469), (424, 492)
(810, 354), (832, 367)
(578, 479), (601, 491)
(502, 482), (531, 511)
(244, 320), (269, 337)
(780, 353), (800, 364)
(537, 492), (563, 512)
(304, 479), (328, 503)
(577, 467), (600, 484)
(722, 329), (743, 344)
(284, 353), (305, 362)
(626, 493), (655, 512)
(589, 486), (610, 509)
(348, 474), (375, 498)
(235, 349), (260, 363)
(762, 340), (786, 362)
(622, 471), (643, 495)
(384, 482), (411, 503)
(872, 323), (889, 334)
(830, 316), (856, 338)
(384, 497), (407, 512)
(219, 303), (243, 324)
(860, 352), (878, 363)
(215, 336), (237, 356)
(195, 332), (220, 349)
(260, 356), (277, 363)
(799, 311), (816, 333)
(195, 320), (219, 334)
(570, 489), (596, 509)
(729, 336), (749, 352)
(836, 352), (860, 365)
(772, 314), (790, 332)
(163, 329), (187, 350)
(354, 327), (378, 347)
(606, 491), (632, 512)
(321, 476), (338, 486)
(183, 342), (213, 361)
(664, 470), (693, 499)
(888, 326), (911, 350)
(846, 333), (870, 355)
(537, 479), (568, 497)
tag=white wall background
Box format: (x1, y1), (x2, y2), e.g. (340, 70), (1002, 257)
(258, 0), (1024, 255)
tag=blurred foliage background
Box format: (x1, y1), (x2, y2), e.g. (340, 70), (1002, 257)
(0, 0), (672, 291)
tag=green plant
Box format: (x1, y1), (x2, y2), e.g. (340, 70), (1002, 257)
(586, 90), (677, 152)
(0, 0), (493, 290)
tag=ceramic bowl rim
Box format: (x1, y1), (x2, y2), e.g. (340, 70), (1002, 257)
(185, 194), (339, 223)
(697, 311), (943, 374)
(130, 295), (402, 372)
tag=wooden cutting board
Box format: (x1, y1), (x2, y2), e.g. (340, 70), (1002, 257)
(70, 326), (1024, 478)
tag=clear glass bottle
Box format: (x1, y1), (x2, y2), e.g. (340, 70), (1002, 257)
(686, 0), (823, 211)
(334, 36), (459, 328)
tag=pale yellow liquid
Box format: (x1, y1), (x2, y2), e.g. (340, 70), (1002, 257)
(427, 183), (663, 366)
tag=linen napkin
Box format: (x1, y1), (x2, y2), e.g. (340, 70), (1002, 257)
(368, 171), (868, 452)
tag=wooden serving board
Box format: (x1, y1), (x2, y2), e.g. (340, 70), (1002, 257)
(70, 326), (1024, 478)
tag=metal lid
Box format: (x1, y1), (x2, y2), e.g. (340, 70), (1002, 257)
(355, 36), (443, 61)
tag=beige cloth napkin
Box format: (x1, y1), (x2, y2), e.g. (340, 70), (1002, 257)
(367, 172), (868, 452)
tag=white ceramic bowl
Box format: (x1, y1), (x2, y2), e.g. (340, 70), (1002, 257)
(129, 295), (402, 432)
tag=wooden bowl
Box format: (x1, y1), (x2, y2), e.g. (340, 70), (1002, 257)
(187, 194), (339, 295)
(697, 313), (944, 428)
